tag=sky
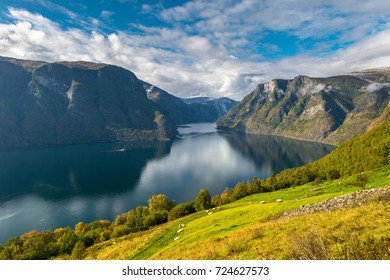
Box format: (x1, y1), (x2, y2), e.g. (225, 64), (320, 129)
(1, 0), (390, 100)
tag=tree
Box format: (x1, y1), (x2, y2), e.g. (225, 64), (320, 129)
(194, 188), (211, 211)
(148, 194), (175, 212)
(220, 187), (232, 204)
(145, 210), (168, 227)
(71, 241), (86, 260)
(232, 181), (248, 200)
(168, 201), (196, 221)
(211, 195), (222, 207)
(54, 227), (78, 255)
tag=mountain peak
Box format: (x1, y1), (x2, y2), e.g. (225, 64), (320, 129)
(217, 67), (390, 144)
(0, 57), (176, 148)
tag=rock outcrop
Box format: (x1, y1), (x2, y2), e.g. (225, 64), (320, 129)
(282, 186), (390, 219)
(0, 56), (176, 148)
(217, 68), (390, 144)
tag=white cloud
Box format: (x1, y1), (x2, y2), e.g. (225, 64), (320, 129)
(365, 83), (390, 93)
(1, 6), (390, 100)
(100, 10), (115, 20)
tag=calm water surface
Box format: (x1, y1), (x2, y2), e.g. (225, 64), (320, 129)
(0, 123), (333, 243)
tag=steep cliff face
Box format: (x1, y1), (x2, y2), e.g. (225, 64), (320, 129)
(217, 68), (390, 144)
(0, 57), (176, 148)
(183, 96), (237, 121)
(142, 81), (237, 125)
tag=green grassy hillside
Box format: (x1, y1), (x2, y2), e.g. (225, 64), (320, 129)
(1, 121), (389, 260)
(83, 168), (390, 260)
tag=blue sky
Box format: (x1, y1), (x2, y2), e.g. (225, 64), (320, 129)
(1, 0), (390, 99)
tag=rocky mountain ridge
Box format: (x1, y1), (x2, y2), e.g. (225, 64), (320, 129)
(0, 56), (176, 148)
(217, 68), (390, 144)
(142, 81), (237, 124)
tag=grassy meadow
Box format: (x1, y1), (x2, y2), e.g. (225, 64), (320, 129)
(82, 167), (390, 260)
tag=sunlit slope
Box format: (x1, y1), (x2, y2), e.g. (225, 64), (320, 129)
(217, 69), (390, 145)
(85, 168), (390, 260)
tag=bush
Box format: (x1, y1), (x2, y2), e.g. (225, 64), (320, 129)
(287, 231), (329, 260)
(145, 210), (168, 227)
(354, 173), (368, 189)
(111, 225), (131, 239)
(168, 201), (196, 221)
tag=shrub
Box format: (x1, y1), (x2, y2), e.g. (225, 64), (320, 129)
(111, 225), (131, 239)
(287, 231), (329, 260)
(168, 201), (196, 221)
(354, 173), (368, 189)
(145, 210), (168, 227)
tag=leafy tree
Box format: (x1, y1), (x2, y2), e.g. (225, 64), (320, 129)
(75, 220), (112, 247)
(71, 241), (86, 260)
(54, 227), (78, 255)
(145, 210), (168, 227)
(211, 195), (222, 207)
(232, 181), (248, 200)
(148, 194), (175, 212)
(194, 188), (211, 211)
(20, 230), (58, 260)
(220, 187), (232, 204)
(114, 214), (127, 226)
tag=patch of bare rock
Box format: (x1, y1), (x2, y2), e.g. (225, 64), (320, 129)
(281, 186), (390, 219)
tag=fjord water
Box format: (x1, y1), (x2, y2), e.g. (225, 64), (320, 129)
(0, 123), (333, 244)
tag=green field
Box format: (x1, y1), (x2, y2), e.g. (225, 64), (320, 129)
(83, 167), (390, 260)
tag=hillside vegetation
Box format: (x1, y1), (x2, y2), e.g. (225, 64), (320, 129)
(217, 68), (390, 144)
(0, 121), (389, 260)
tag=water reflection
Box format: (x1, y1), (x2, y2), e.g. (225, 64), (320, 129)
(0, 123), (333, 243)
(219, 131), (334, 176)
(0, 141), (172, 201)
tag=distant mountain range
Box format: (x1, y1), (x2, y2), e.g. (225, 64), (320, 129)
(0, 56), (235, 148)
(2, 55), (388, 148)
(217, 68), (390, 144)
(142, 81), (237, 125)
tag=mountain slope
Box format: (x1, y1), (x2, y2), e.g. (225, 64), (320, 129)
(82, 121), (390, 260)
(0, 57), (176, 148)
(183, 97), (237, 121)
(217, 68), (390, 144)
(1, 121), (389, 260)
(142, 81), (237, 124)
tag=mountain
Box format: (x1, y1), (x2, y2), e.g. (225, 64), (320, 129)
(0, 56), (176, 148)
(142, 81), (237, 124)
(183, 96), (237, 120)
(217, 68), (390, 144)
